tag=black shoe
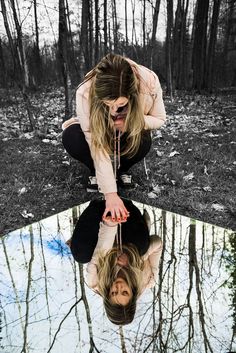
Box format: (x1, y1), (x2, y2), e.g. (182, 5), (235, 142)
(118, 173), (135, 189)
(87, 176), (98, 192)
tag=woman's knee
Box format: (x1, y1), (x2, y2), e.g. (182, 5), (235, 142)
(62, 124), (88, 160)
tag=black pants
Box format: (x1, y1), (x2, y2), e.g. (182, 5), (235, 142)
(70, 199), (150, 263)
(62, 124), (152, 175)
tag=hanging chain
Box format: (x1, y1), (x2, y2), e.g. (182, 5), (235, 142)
(113, 128), (123, 255)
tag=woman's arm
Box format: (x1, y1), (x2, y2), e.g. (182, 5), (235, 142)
(86, 221), (118, 289)
(144, 235), (163, 288)
(144, 73), (166, 130)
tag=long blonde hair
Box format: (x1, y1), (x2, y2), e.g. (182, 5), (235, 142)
(97, 244), (144, 325)
(97, 244), (144, 298)
(85, 53), (145, 157)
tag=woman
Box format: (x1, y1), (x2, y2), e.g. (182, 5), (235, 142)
(68, 198), (163, 325)
(62, 53), (166, 223)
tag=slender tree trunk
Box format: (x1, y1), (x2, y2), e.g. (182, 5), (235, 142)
(0, 36), (6, 87)
(66, 0), (79, 80)
(58, 0), (72, 119)
(10, 0), (30, 88)
(166, 0), (174, 98)
(205, 0), (221, 91)
(125, 0), (128, 46)
(150, 0), (161, 69)
(143, 0), (146, 49)
(103, 0), (108, 54)
(1, 0), (35, 130)
(33, 0), (41, 85)
(81, 0), (90, 71)
(192, 0), (209, 91)
(112, 0), (118, 52)
(94, 0), (99, 63)
(88, 0), (94, 67)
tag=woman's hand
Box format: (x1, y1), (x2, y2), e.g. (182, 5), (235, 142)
(103, 216), (127, 227)
(103, 193), (129, 221)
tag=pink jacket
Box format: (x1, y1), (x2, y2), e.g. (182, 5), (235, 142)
(86, 222), (163, 293)
(62, 59), (166, 194)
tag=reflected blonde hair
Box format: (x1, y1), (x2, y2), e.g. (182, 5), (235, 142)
(84, 53), (145, 157)
(96, 244), (144, 325)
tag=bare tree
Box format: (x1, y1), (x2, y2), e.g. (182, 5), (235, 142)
(33, 0), (41, 85)
(166, 0), (174, 99)
(103, 0), (108, 54)
(192, 0), (210, 90)
(94, 0), (100, 63)
(150, 0), (161, 69)
(205, 0), (221, 91)
(58, 0), (73, 119)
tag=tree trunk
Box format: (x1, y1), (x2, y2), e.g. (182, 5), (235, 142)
(112, 0), (118, 52)
(33, 0), (41, 85)
(205, 0), (221, 91)
(1, 0), (35, 130)
(10, 0), (30, 88)
(58, 0), (72, 119)
(192, 0), (209, 91)
(81, 0), (90, 71)
(0, 36), (6, 87)
(166, 0), (174, 99)
(143, 0), (146, 49)
(94, 0), (99, 63)
(223, 0), (235, 85)
(150, 0), (161, 69)
(66, 0), (79, 81)
(125, 0), (128, 46)
(103, 0), (108, 54)
(88, 0), (94, 67)
(173, 0), (190, 89)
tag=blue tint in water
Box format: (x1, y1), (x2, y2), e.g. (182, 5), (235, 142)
(46, 237), (71, 257)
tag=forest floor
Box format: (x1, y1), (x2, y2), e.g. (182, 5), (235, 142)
(0, 87), (236, 235)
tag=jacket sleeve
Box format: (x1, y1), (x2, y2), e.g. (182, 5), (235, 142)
(144, 73), (166, 130)
(143, 235), (163, 288)
(76, 86), (117, 194)
(86, 222), (117, 289)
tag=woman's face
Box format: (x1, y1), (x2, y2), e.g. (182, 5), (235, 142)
(103, 96), (128, 116)
(109, 277), (133, 306)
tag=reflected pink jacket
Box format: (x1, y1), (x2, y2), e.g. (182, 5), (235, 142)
(62, 59), (166, 194)
(86, 222), (163, 293)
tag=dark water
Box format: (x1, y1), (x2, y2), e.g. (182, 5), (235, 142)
(0, 201), (235, 353)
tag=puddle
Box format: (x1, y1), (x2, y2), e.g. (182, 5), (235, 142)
(0, 200), (235, 353)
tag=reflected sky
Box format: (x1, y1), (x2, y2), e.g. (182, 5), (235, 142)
(0, 200), (235, 353)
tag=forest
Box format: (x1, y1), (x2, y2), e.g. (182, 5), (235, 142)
(0, 0), (236, 234)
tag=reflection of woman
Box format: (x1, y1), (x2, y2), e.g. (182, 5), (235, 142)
(69, 199), (162, 325)
(62, 53), (166, 221)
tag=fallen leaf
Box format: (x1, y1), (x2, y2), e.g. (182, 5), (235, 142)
(152, 185), (161, 194)
(20, 210), (34, 219)
(148, 192), (157, 199)
(211, 203), (225, 212)
(203, 186), (212, 192)
(169, 151), (180, 157)
(18, 187), (27, 195)
(183, 172), (194, 181)
(156, 150), (164, 157)
(204, 166), (209, 175)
